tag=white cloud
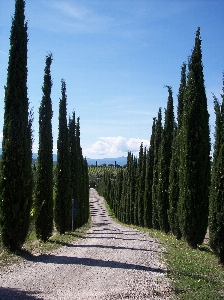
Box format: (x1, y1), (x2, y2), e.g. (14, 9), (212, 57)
(84, 136), (150, 158)
(41, 1), (113, 34)
(53, 2), (90, 20)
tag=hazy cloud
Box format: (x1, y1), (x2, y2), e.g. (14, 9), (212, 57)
(84, 136), (150, 158)
(42, 1), (113, 34)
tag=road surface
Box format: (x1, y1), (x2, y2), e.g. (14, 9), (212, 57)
(0, 188), (172, 299)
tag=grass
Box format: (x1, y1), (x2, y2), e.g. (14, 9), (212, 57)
(144, 230), (224, 300)
(103, 198), (224, 299)
(0, 221), (91, 270)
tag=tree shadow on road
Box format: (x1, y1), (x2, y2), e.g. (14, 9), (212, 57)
(0, 287), (42, 300)
(16, 250), (167, 274)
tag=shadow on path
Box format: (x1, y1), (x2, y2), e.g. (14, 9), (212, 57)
(0, 287), (42, 300)
(16, 251), (166, 274)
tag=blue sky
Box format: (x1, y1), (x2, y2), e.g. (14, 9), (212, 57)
(0, 1), (224, 158)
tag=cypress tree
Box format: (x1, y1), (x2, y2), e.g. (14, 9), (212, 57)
(82, 157), (89, 224)
(144, 117), (156, 228)
(168, 124), (182, 239)
(35, 54), (53, 242)
(209, 74), (224, 264)
(157, 86), (174, 233)
(121, 170), (128, 223)
(68, 112), (79, 229)
(0, 0), (33, 251)
(152, 108), (163, 230)
(54, 80), (71, 234)
(132, 156), (138, 225)
(125, 152), (132, 224)
(177, 63), (187, 128)
(179, 28), (210, 248)
(116, 169), (123, 221)
(128, 153), (137, 225)
(137, 143), (146, 227)
(168, 63), (186, 239)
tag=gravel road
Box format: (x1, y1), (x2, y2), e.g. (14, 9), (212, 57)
(0, 188), (172, 299)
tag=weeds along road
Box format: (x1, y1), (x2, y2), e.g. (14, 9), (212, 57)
(0, 188), (172, 299)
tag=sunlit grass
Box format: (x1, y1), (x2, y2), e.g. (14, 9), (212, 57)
(141, 229), (224, 299)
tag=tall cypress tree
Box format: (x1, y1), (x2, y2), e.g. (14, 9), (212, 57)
(143, 117), (156, 228)
(125, 152), (132, 224)
(168, 63), (186, 239)
(209, 74), (224, 264)
(82, 157), (89, 224)
(75, 117), (84, 228)
(129, 153), (137, 225)
(137, 143), (145, 227)
(157, 86), (174, 233)
(68, 112), (79, 229)
(0, 0), (33, 251)
(179, 28), (210, 248)
(54, 80), (71, 234)
(152, 108), (163, 230)
(168, 124), (182, 239)
(35, 54), (53, 242)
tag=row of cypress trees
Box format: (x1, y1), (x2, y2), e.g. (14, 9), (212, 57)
(0, 0), (89, 251)
(209, 74), (224, 264)
(97, 28), (224, 262)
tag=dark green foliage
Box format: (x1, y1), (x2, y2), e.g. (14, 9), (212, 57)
(82, 158), (90, 224)
(121, 170), (127, 223)
(168, 125), (182, 239)
(35, 54), (53, 242)
(179, 28), (210, 248)
(209, 74), (224, 264)
(115, 168), (123, 221)
(130, 155), (137, 225)
(126, 152), (137, 225)
(69, 114), (89, 229)
(54, 80), (71, 234)
(177, 62), (187, 127)
(68, 112), (79, 230)
(168, 63), (186, 240)
(137, 143), (146, 226)
(152, 108), (163, 230)
(157, 86), (174, 233)
(0, 0), (33, 251)
(143, 118), (156, 228)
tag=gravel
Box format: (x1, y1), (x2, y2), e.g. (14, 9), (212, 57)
(0, 188), (173, 299)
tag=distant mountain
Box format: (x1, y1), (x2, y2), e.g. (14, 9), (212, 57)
(0, 149), (57, 162)
(0, 148), (127, 166)
(33, 153), (127, 166)
(32, 152), (57, 161)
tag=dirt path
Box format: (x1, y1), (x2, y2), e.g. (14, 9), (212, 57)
(0, 188), (172, 299)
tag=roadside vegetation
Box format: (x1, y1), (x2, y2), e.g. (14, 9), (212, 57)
(0, 221), (90, 270)
(0, 0), (89, 253)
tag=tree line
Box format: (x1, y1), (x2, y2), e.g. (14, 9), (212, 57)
(96, 28), (224, 265)
(0, 0), (89, 251)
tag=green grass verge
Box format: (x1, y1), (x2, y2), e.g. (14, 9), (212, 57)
(103, 198), (224, 299)
(144, 230), (224, 300)
(0, 221), (91, 270)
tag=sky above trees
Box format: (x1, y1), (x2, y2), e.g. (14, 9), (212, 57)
(0, 0), (224, 158)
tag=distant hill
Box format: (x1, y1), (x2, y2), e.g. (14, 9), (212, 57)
(32, 152), (57, 161)
(0, 149), (127, 166)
